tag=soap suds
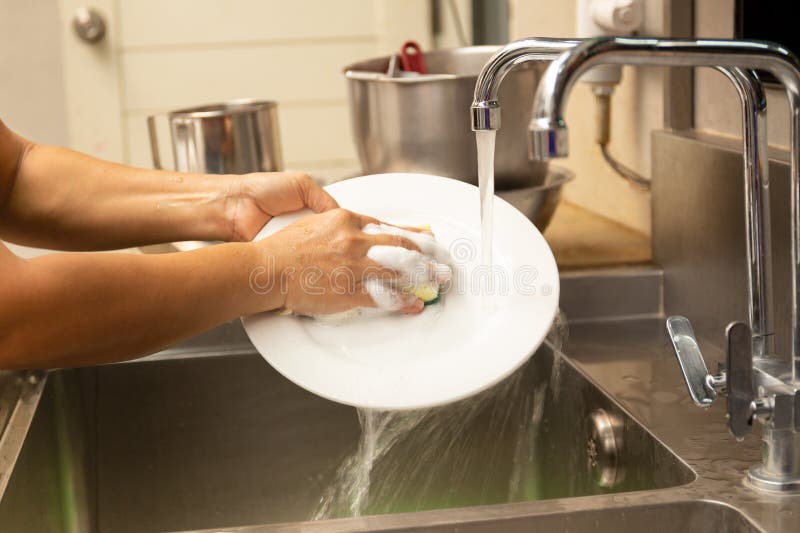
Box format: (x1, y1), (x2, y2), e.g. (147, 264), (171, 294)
(363, 278), (418, 311)
(362, 223), (452, 265)
(310, 223), (454, 319)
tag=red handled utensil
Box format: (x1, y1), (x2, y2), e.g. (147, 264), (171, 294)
(399, 40), (428, 74)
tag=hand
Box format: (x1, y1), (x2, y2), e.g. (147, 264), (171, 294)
(227, 172), (339, 241)
(253, 208), (451, 316)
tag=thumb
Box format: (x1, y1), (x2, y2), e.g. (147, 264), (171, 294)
(303, 178), (339, 213)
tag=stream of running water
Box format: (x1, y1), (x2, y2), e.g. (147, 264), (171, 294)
(312, 311), (568, 519)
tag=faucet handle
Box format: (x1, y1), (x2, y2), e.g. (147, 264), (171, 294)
(666, 316), (723, 407)
(725, 322), (754, 439)
(666, 316), (755, 439)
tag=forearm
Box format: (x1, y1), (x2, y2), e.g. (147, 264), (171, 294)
(0, 242), (280, 369)
(1, 133), (239, 250)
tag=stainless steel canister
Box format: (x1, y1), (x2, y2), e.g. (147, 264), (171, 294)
(147, 99), (283, 174)
(344, 46), (549, 188)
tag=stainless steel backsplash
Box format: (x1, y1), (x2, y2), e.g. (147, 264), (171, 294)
(652, 130), (792, 359)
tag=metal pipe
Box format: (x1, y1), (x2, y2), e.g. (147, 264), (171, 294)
(717, 67), (773, 358)
(529, 37), (800, 381)
(471, 38), (580, 131)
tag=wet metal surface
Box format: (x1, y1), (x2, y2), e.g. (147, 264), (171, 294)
(1, 335), (691, 532)
(4, 318), (799, 531)
(194, 318), (799, 532)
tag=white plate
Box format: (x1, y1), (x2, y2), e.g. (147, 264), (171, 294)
(242, 173), (559, 410)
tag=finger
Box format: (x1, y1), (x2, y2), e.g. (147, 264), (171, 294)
(366, 245), (450, 286)
(357, 214), (382, 228)
(365, 255), (450, 287)
(363, 223), (452, 265)
(369, 219), (435, 237)
(362, 278), (421, 311)
(307, 187), (339, 212)
(361, 219), (424, 233)
(357, 216), (426, 235)
(360, 260), (403, 285)
(401, 299), (425, 314)
(382, 221), (430, 234)
(300, 175), (340, 212)
(367, 233), (421, 253)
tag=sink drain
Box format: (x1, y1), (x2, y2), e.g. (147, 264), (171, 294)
(587, 408), (625, 488)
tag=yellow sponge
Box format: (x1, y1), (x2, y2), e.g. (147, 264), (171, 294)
(404, 281), (439, 303)
(404, 225), (441, 305)
(412, 282), (439, 302)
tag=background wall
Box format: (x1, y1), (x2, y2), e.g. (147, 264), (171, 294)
(693, 0), (790, 149)
(0, 0), (68, 146)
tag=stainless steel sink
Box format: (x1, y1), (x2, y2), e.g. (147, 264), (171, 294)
(0, 338), (692, 532)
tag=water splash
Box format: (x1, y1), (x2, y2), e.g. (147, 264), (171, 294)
(312, 310), (569, 520)
(313, 409), (427, 519)
(545, 309), (569, 401)
(545, 309), (569, 352)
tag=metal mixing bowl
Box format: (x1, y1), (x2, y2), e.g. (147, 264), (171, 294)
(344, 46), (550, 189)
(496, 166), (574, 231)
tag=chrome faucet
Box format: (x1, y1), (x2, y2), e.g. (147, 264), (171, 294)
(472, 36), (800, 492)
(470, 38), (580, 131)
(473, 39), (774, 361)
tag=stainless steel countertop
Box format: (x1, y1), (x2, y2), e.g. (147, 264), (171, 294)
(565, 319), (800, 531)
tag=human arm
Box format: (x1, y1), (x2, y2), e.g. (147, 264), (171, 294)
(0, 119), (336, 250)
(0, 240), (269, 368)
(0, 208), (438, 369)
(0, 119), (447, 369)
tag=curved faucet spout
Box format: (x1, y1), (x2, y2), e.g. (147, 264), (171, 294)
(530, 37), (800, 161)
(529, 37), (800, 367)
(470, 38), (579, 131)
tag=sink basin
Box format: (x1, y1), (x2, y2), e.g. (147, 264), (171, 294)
(0, 341), (693, 532)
